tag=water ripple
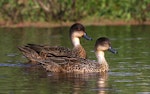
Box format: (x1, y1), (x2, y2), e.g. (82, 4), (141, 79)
(114, 79), (133, 82)
(109, 72), (141, 76)
(6, 53), (18, 57)
(137, 92), (150, 94)
(0, 63), (31, 67)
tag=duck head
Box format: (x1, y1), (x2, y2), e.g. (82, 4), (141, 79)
(70, 23), (92, 47)
(95, 37), (117, 54)
(95, 37), (117, 64)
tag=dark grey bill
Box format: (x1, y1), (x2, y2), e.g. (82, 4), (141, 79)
(108, 46), (118, 54)
(83, 34), (92, 40)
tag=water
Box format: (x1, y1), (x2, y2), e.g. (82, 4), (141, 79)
(0, 25), (150, 94)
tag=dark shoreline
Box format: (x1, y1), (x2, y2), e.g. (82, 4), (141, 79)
(0, 20), (150, 28)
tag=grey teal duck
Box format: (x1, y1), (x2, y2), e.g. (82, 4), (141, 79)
(38, 37), (117, 73)
(18, 23), (92, 63)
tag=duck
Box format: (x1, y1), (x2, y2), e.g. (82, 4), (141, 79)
(18, 23), (92, 63)
(38, 37), (117, 73)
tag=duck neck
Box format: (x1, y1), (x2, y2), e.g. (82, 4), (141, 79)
(95, 51), (107, 64)
(71, 37), (81, 47)
(71, 37), (86, 58)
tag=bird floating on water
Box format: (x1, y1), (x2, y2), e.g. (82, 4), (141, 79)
(38, 37), (117, 73)
(18, 23), (92, 63)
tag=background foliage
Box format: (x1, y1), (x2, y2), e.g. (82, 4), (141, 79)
(0, 0), (150, 24)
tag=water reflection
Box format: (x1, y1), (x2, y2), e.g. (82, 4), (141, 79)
(45, 71), (109, 94)
(96, 73), (108, 94)
(21, 63), (110, 94)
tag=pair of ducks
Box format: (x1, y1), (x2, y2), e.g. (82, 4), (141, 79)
(18, 23), (117, 73)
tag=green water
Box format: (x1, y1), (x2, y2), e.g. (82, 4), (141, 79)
(0, 25), (150, 94)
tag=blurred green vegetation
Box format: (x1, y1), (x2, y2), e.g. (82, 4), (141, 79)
(0, 0), (150, 24)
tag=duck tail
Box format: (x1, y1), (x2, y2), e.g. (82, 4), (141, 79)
(18, 46), (41, 62)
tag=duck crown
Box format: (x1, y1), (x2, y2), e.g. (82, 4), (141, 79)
(70, 23), (85, 32)
(95, 37), (117, 54)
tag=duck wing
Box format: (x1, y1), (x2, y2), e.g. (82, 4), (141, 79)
(39, 56), (79, 72)
(27, 44), (73, 57)
(18, 44), (74, 62)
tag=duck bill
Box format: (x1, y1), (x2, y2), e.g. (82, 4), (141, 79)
(83, 34), (92, 40)
(108, 46), (118, 54)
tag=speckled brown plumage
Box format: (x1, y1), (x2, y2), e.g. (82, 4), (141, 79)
(36, 37), (117, 73)
(39, 57), (109, 73)
(72, 45), (87, 58)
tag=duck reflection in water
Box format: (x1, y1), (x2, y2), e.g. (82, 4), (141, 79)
(71, 73), (108, 94)
(44, 72), (109, 94)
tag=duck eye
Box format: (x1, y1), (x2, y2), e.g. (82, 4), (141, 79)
(103, 43), (109, 47)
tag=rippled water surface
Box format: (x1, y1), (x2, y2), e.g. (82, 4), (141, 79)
(0, 25), (150, 94)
